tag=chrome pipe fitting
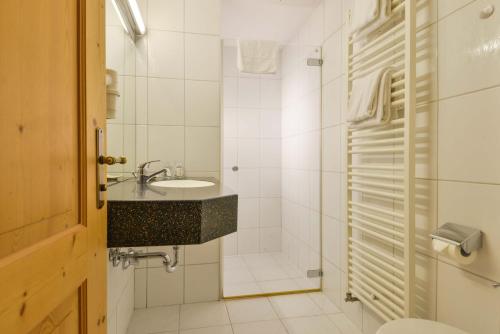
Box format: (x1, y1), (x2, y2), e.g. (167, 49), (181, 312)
(109, 246), (179, 273)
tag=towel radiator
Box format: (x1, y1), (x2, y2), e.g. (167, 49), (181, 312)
(345, 0), (416, 321)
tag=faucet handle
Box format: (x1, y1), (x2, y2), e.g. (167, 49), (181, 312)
(138, 160), (161, 170)
(137, 160), (161, 176)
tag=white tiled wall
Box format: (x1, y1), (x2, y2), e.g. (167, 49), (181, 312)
(280, 27), (323, 289)
(105, 0), (223, 314)
(134, 240), (221, 309)
(222, 45), (282, 255)
(107, 251), (135, 334)
(105, 0), (221, 177)
(298, 0), (500, 333)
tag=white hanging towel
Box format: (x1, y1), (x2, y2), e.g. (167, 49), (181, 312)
(350, 0), (381, 34)
(237, 40), (279, 74)
(347, 67), (395, 127)
(350, 0), (392, 39)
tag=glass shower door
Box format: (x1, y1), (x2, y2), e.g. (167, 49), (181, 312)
(221, 40), (322, 298)
(280, 44), (323, 293)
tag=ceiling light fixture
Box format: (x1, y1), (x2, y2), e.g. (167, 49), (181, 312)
(111, 0), (146, 40)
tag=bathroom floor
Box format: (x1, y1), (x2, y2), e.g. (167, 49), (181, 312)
(126, 292), (361, 334)
(223, 253), (320, 297)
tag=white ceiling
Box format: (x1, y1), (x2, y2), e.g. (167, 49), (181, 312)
(221, 0), (320, 44)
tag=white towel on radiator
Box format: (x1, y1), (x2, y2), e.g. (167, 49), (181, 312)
(347, 67), (395, 127)
(351, 0), (381, 34)
(237, 40), (279, 74)
(350, 0), (392, 39)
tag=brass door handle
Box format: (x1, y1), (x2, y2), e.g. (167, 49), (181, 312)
(98, 156), (127, 165)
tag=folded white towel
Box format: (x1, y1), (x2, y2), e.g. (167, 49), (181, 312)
(351, 0), (381, 34)
(357, 68), (394, 127)
(347, 68), (386, 122)
(237, 40), (279, 74)
(350, 0), (392, 40)
(347, 67), (394, 127)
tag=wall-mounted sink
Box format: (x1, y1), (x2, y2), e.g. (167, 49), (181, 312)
(150, 179), (215, 188)
(106, 178), (238, 247)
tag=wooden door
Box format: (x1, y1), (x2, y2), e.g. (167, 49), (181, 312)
(0, 0), (107, 333)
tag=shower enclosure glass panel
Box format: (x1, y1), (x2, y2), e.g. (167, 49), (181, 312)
(222, 42), (322, 297)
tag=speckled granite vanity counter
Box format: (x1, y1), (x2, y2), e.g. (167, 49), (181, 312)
(107, 178), (238, 247)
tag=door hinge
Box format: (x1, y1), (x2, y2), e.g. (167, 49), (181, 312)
(307, 269), (323, 278)
(307, 58), (323, 66)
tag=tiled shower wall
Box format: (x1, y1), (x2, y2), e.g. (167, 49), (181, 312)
(280, 37), (322, 287)
(297, 0), (500, 333)
(105, 1), (223, 332)
(222, 45), (282, 255)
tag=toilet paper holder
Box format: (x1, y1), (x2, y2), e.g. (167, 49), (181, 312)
(430, 222), (483, 256)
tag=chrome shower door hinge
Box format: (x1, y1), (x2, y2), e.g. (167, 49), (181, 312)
(307, 58), (323, 66)
(307, 269), (323, 278)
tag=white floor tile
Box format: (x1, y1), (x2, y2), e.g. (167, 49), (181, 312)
(180, 302), (230, 330)
(242, 253), (278, 268)
(283, 315), (341, 334)
(126, 305), (180, 334)
(269, 294), (323, 318)
(293, 277), (321, 290)
(328, 313), (363, 334)
(223, 253), (318, 297)
(180, 325), (233, 334)
(226, 298), (278, 323)
(224, 267), (255, 284)
(250, 265), (290, 281)
(232, 320), (288, 334)
(126, 292), (362, 334)
(224, 256), (247, 269)
(309, 292), (342, 314)
(257, 279), (300, 294)
(278, 263), (304, 279)
(223, 282), (262, 297)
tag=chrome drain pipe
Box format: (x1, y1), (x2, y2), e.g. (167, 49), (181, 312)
(109, 246), (179, 273)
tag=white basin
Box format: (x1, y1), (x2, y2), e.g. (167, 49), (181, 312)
(150, 179), (215, 189)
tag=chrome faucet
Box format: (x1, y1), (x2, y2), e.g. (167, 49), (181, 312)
(137, 160), (172, 184)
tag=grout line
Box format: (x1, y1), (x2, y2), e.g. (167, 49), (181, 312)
(148, 27), (220, 37)
(437, 83), (500, 103)
(437, 178), (500, 187)
(436, 0), (477, 22)
(177, 302), (181, 334)
(223, 301), (236, 334)
(437, 257), (500, 285)
(142, 76), (221, 83)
